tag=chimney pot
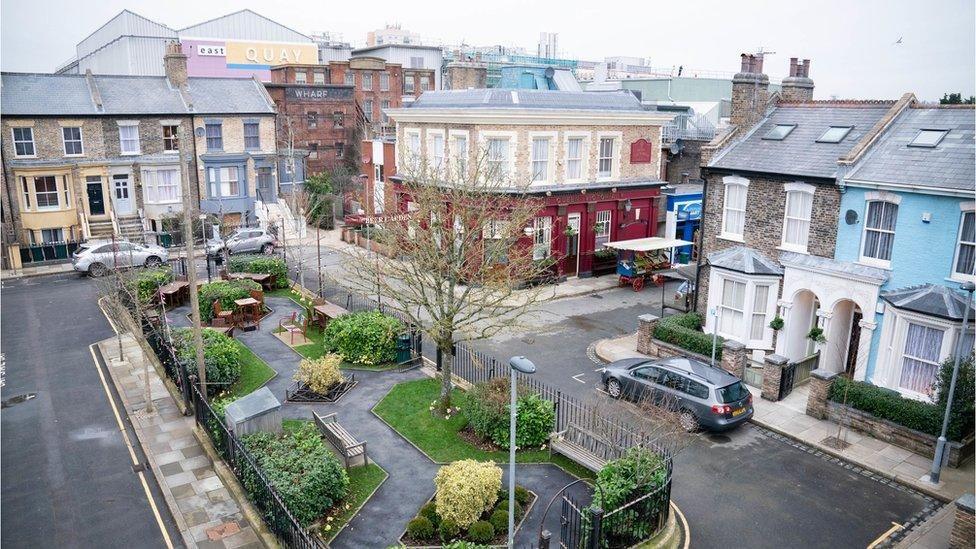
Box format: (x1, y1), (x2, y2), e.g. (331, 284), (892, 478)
(802, 59), (811, 78)
(754, 54), (764, 74)
(789, 58), (798, 77)
(740, 53), (750, 73)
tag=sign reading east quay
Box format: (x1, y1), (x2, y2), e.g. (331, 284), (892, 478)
(630, 139), (653, 164)
(285, 87), (354, 101)
(197, 46), (226, 57)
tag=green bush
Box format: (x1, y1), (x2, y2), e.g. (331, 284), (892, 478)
(323, 311), (404, 365)
(198, 279), (261, 322)
(513, 486), (531, 507)
(829, 356), (975, 441)
(461, 378), (554, 450)
(467, 521), (495, 544)
(489, 510), (509, 533)
(406, 516), (435, 540)
(241, 422), (349, 527)
(590, 447), (668, 543)
(438, 518), (460, 542)
(652, 312), (722, 360)
(130, 268), (173, 303)
(434, 460), (502, 528)
(419, 501), (440, 525)
(494, 499), (522, 518)
(173, 327), (242, 396)
(228, 255), (288, 288)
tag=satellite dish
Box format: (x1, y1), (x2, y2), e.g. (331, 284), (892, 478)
(845, 209), (859, 225)
(544, 67), (555, 78)
(194, 127), (206, 137)
(669, 139), (684, 155)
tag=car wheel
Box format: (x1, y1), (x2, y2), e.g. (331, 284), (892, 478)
(261, 243), (274, 255)
(678, 410), (699, 432)
(144, 256), (162, 268)
(606, 378), (622, 399)
(89, 262), (108, 277)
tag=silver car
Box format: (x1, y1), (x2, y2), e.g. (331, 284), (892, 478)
(206, 228), (277, 256)
(72, 240), (169, 276)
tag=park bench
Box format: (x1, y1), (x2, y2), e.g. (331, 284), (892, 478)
(313, 411), (368, 470)
(549, 423), (623, 473)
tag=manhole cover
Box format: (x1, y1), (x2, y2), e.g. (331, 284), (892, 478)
(2, 393), (36, 409)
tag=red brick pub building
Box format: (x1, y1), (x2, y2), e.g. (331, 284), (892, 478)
(384, 89), (675, 278)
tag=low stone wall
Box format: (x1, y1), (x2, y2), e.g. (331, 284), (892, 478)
(636, 314), (738, 369)
(951, 494), (975, 549)
(825, 400), (973, 468)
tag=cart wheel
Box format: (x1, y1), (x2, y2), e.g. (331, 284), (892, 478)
(633, 277), (645, 292)
(618, 275), (628, 287)
(652, 274), (665, 287)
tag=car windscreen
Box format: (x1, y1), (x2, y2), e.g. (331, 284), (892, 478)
(716, 382), (750, 404)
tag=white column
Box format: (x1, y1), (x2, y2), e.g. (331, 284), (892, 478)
(816, 309), (833, 368)
(774, 300), (792, 356)
(853, 320), (876, 381)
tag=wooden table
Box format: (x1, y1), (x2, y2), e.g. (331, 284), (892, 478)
(234, 297), (262, 330)
(228, 272), (274, 291)
(159, 281), (190, 307)
(312, 302), (350, 329)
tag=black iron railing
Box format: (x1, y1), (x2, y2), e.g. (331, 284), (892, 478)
(19, 240), (81, 265)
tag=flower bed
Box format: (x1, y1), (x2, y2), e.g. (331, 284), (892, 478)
(198, 279), (263, 322)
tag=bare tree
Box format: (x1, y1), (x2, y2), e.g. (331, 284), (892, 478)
(340, 152), (556, 412)
(584, 391), (693, 461)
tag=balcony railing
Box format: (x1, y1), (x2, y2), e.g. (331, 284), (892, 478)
(662, 113), (716, 143)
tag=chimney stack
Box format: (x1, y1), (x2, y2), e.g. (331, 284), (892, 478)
(730, 53), (770, 128)
(164, 41), (188, 88)
(781, 57), (814, 102)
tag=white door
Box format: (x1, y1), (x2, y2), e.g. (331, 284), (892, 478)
(112, 174), (134, 215)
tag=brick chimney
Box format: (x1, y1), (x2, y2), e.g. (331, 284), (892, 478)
(164, 41), (188, 88)
(730, 53), (770, 128)
(780, 57), (814, 102)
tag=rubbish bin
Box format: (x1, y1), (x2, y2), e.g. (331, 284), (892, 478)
(158, 232), (173, 248)
(396, 333), (412, 364)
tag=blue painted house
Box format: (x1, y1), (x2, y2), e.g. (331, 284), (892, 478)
(834, 105), (975, 400)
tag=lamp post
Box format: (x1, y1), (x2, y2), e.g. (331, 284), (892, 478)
(508, 356), (536, 549)
(929, 280), (975, 484)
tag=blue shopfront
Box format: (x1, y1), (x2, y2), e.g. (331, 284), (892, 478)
(664, 185), (702, 262)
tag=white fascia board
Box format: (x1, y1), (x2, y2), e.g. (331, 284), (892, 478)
(385, 108), (676, 126)
(843, 178), (973, 198)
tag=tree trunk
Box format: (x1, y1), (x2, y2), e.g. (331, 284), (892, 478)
(438, 338), (454, 412)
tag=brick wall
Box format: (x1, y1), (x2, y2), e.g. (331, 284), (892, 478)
(804, 369), (838, 419)
(192, 115), (277, 203)
(730, 73), (769, 129)
(445, 62), (488, 90)
(760, 354), (788, 400)
(951, 495), (975, 549)
(662, 140), (703, 184)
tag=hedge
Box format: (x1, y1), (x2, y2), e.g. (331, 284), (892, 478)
(227, 255), (288, 288)
(652, 312), (722, 360)
(129, 268), (173, 303)
(323, 311), (404, 365)
(172, 327), (242, 396)
(198, 279), (261, 322)
(828, 355), (974, 441)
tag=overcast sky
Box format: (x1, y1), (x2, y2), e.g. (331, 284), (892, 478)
(2, 0), (973, 101)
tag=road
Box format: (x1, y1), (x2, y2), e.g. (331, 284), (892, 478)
(1, 274), (179, 548)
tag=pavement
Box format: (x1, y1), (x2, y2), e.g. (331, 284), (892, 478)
(1, 261), (76, 279)
(593, 332), (975, 504)
(895, 501), (956, 548)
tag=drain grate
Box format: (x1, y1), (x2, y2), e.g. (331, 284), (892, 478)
(1, 392), (36, 409)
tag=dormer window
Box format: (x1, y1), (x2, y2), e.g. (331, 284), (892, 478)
(909, 129), (949, 148)
(816, 126), (853, 143)
(763, 124), (796, 140)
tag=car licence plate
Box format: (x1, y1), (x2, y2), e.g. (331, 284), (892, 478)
(732, 407), (746, 417)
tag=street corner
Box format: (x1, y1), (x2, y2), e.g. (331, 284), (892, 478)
(592, 333), (647, 364)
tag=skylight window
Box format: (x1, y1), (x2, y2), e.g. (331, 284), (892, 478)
(909, 129), (949, 148)
(816, 126), (853, 143)
(763, 124), (796, 140)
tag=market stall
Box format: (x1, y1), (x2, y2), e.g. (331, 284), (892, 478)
(604, 237), (694, 291)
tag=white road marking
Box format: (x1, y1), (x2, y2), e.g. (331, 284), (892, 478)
(572, 373), (586, 384)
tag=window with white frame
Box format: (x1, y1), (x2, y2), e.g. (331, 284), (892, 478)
(403, 130), (421, 168)
(404, 76), (415, 94)
(20, 177), (30, 210)
(565, 137), (584, 180)
(597, 137), (615, 178)
(381, 100), (390, 124)
(205, 122), (222, 151)
(782, 184), (814, 251)
(709, 272), (778, 347)
(380, 73), (390, 91)
(344, 71), (354, 86)
(451, 133), (468, 178)
(243, 122), (260, 150)
(34, 176), (59, 209)
(718, 279), (746, 336)
(749, 285), (771, 340)
(429, 132), (445, 173)
(41, 228), (63, 244)
(295, 71), (307, 84)
(208, 166), (240, 197)
(143, 168), (180, 203)
(483, 220), (509, 264)
(420, 76), (430, 91)
(313, 71), (325, 84)
(531, 137), (550, 182)
(594, 210), (612, 249)
(721, 176), (748, 239)
(162, 125), (179, 152)
(899, 323), (944, 395)
(13, 127), (35, 156)
(953, 210), (975, 279)
(364, 100), (373, 122)
(533, 217), (552, 260)
(486, 137), (510, 178)
(62, 127), (83, 155)
(862, 200), (898, 264)
(118, 123), (141, 154)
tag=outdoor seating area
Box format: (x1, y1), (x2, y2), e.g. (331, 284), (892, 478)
(314, 411), (369, 470)
(550, 423), (622, 473)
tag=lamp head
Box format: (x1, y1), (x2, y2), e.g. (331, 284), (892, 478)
(962, 281), (976, 293)
(508, 356), (536, 374)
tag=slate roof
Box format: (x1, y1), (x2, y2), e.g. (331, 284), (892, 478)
(406, 89), (645, 111)
(881, 284), (975, 321)
(709, 103), (894, 179)
(779, 251), (889, 285)
(846, 107), (975, 192)
(707, 246), (783, 276)
(0, 73), (274, 116)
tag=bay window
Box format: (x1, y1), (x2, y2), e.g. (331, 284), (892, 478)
(721, 176), (748, 240)
(861, 200), (898, 265)
(708, 270), (779, 348)
(208, 166), (240, 198)
(118, 123), (141, 155)
(34, 176), (60, 209)
(899, 323), (944, 395)
(953, 210), (975, 279)
(143, 168), (181, 203)
(533, 217), (552, 260)
(750, 285), (771, 340)
(719, 279), (746, 336)
(594, 210), (612, 249)
(531, 137), (550, 182)
(782, 183), (814, 251)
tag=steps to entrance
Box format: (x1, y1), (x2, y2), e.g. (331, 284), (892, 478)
(117, 215), (145, 243)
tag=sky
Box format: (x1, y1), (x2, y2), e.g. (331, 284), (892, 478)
(1, 0), (973, 101)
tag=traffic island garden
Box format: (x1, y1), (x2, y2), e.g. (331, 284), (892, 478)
(171, 326), (275, 399)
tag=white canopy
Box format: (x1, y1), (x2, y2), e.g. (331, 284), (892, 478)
(604, 237), (694, 252)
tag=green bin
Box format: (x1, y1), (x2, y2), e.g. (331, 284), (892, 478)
(396, 333), (412, 363)
(159, 233), (173, 248)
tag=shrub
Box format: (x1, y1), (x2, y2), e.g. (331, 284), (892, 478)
(434, 460), (502, 528)
(419, 501), (440, 525)
(934, 355), (975, 441)
(489, 510), (509, 533)
(514, 394), (555, 449)
(652, 312), (722, 360)
(591, 448), (668, 542)
(173, 327), (242, 396)
(293, 354), (344, 394)
(513, 485), (531, 507)
(494, 500), (522, 518)
(323, 311), (404, 365)
(406, 516), (435, 540)
(241, 422), (349, 527)
(228, 255), (288, 288)
(467, 521), (495, 544)
(438, 518), (460, 542)
(461, 378), (554, 449)
(130, 268), (173, 303)
(198, 279), (261, 322)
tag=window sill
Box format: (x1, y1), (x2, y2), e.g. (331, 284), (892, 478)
(162, 150), (179, 155)
(145, 200), (182, 205)
(718, 233), (745, 243)
(776, 245), (808, 254)
(857, 258), (892, 270)
(14, 155), (37, 159)
(120, 152), (141, 156)
(64, 154), (85, 158)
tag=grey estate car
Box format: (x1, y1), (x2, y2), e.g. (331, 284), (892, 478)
(601, 356), (753, 432)
(72, 240), (169, 276)
(206, 228), (277, 256)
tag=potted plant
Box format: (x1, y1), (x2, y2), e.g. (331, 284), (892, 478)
(807, 326), (826, 343)
(768, 316), (785, 331)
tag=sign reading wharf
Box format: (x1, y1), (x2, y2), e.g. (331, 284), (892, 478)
(285, 87), (354, 101)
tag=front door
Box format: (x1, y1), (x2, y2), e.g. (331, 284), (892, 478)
(845, 311), (863, 377)
(565, 213), (581, 277)
(86, 179), (105, 216)
(256, 167), (273, 200)
(112, 174), (134, 215)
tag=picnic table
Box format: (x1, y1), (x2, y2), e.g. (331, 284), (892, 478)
(228, 272), (275, 291)
(312, 302), (349, 329)
(159, 281), (190, 307)
(234, 297), (262, 330)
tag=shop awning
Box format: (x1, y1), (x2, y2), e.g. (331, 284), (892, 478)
(604, 237), (694, 252)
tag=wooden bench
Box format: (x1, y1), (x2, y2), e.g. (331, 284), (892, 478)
(549, 423), (623, 473)
(313, 411), (368, 470)
(312, 302), (350, 329)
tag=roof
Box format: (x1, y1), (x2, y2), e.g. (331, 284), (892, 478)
(223, 387), (280, 424)
(178, 9), (311, 43)
(708, 246), (783, 276)
(881, 284), (975, 321)
(0, 73), (274, 116)
(406, 89), (645, 111)
(709, 102), (895, 179)
(846, 107), (975, 192)
(779, 251), (888, 285)
(605, 237), (694, 252)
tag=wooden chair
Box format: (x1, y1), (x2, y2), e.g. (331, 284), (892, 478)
(213, 300), (234, 322)
(249, 289), (265, 308)
(219, 270), (230, 281)
(211, 315), (229, 327)
(278, 311), (308, 344)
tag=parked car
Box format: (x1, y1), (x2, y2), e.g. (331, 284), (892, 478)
(72, 240), (169, 277)
(600, 356), (753, 432)
(206, 228), (277, 256)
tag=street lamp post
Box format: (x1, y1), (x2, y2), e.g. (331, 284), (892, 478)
(929, 280), (975, 484)
(508, 356), (536, 549)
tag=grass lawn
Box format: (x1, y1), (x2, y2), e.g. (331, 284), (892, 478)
(223, 339), (276, 400)
(373, 378), (594, 479)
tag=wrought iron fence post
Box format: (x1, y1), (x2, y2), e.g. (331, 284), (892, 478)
(587, 507), (603, 549)
(539, 529), (551, 549)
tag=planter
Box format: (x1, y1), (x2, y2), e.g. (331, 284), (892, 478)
(285, 377), (358, 403)
(398, 488), (537, 548)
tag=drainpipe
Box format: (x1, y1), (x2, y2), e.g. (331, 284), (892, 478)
(692, 172), (708, 313)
